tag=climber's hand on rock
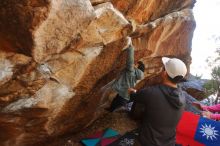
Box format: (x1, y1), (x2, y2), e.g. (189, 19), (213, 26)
(128, 19), (136, 33)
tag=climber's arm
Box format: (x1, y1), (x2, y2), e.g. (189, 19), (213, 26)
(126, 45), (134, 72)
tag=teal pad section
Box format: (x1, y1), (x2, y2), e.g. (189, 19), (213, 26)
(81, 138), (100, 146)
(103, 128), (119, 138)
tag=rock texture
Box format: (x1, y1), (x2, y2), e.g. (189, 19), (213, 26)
(0, 0), (196, 145)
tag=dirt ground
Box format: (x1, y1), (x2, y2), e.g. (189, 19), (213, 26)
(40, 110), (137, 146)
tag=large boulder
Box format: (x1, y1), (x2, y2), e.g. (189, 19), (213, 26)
(181, 75), (208, 100)
(0, 0), (196, 145)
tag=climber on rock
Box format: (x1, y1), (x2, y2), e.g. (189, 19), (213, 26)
(105, 37), (145, 112)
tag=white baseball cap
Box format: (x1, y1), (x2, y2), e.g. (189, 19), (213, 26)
(162, 57), (187, 79)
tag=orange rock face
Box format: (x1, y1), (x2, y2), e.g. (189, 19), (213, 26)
(0, 0), (196, 145)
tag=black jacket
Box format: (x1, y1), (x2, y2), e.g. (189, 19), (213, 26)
(132, 84), (185, 146)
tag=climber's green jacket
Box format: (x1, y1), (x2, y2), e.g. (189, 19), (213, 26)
(111, 45), (144, 100)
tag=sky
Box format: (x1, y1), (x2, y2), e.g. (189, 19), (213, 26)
(191, 0), (220, 79)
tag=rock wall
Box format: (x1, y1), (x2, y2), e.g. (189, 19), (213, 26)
(0, 0), (196, 145)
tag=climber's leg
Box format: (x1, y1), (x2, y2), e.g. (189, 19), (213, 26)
(107, 94), (127, 112)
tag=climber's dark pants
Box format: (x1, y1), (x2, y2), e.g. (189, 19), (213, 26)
(108, 94), (128, 112)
